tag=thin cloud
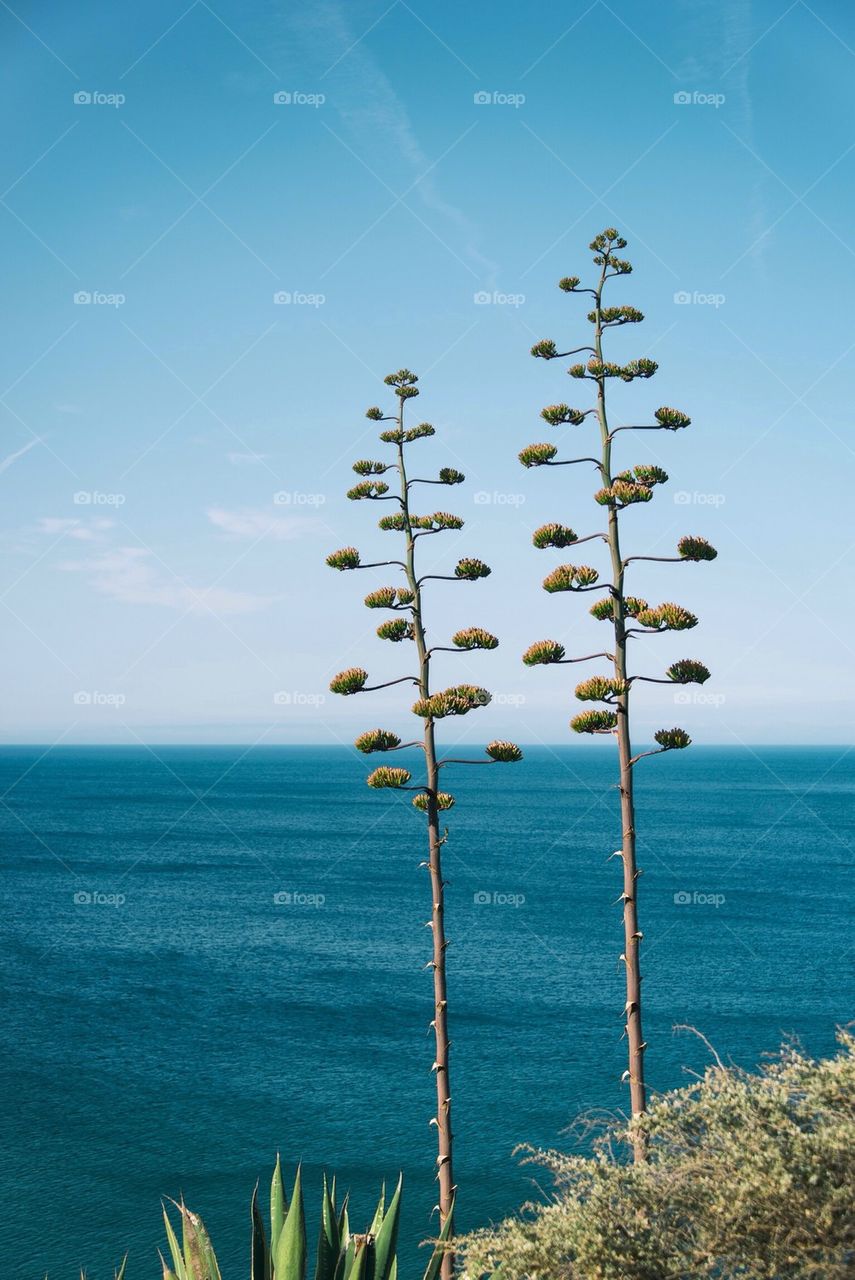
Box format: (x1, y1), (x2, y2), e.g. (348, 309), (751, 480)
(1, 437), (42, 474)
(226, 450), (272, 466)
(59, 546), (273, 615)
(207, 506), (324, 540)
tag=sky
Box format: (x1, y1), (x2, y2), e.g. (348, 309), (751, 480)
(1, 0), (854, 746)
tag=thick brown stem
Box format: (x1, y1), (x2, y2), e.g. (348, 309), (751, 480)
(396, 410), (455, 1276)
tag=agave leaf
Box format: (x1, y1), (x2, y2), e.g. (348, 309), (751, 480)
(336, 1235), (355, 1280)
(115, 1258), (129, 1280)
(180, 1204), (222, 1280)
(372, 1175), (402, 1280)
(162, 1205), (187, 1280)
(314, 1173), (341, 1280)
(421, 1199), (455, 1280)
(348, 1238), (376, 1280)
(271, 1155), (286, 1257)
(387, 1261), (396, 1280)
(159, 1248), (179, 1280)
(274, 1164), (307, 1280)
(337, 1195), (350, 1250)
(251, 1180), (271, 1280)
(368, 1184), (385, 1237)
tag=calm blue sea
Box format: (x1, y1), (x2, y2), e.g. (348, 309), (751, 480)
(0, 745), (852, 1278)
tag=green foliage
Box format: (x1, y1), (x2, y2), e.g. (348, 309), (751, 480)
(485, 740), (523, 763)
(412, 512), (464, 532)
(412, 791), (455, 812)
(636, 602), (698, 632)
(347, 480), (390, 500)
(519, 442), (558, 468)
(654, 727), (692, 750)
(412, 685), (491, 719)
(655, 405), (691, 430)
(326, 547), (361, 571)
(461, 1037), (855, 1280)
(364, 587), (401, 610)
(451, 627), (499, 650)
(366, 766), (411, 789)
(570, 709), (618, 734)
(522, 639), (566, 666)
(405, 422), (435, 441)
(558, 276), (581, 292)
(574, 676), (625, 702)
(540, 404), (586, 426)
(620, 464), (668, 487)
(666, 659), (711, 685)
(530, 339), (559, 359)
(532, 523), (578, 549)
(377, 619), (414, 642)
(543, 564), (599, 593)
(354, 729), (402, 754)
(378, 513), (408, 532)
(329, 668), (368, 696)
(352, 460), (389, 475)
(455, 557), (491, 580)
(438, 467), (465, 484)
(365, 407), (384, 421)
(588, 305), (644, 326)
(594, 480), (654, 508)
(678, 535), (718, 561)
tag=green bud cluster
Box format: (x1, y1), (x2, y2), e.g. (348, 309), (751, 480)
(532, 523), (578, 549)
(655, 406), (691, 430)
(405, 422), (435, 441)
(678, 535), (718, 562)
(485, 740), (523, 763)
(571, 709), (618, 734)
(590, 228), (627, 252)
(455, 557), (491, 580)
(347, 480), (389, 500)
(595, 480), (654, 508)
(412, 791), (455, 811)
(330, 667), (368, 695)
(543, 564), (599, 593)
(412, 685), (491, 719)
(541, 404), (586, 426)
(575, 675), (626, 702)
(377, 619), (414, 642)
(530, 339), (558, 359)
(355, 729), (402, 753)
(636, 602), (699, 632)
(378, 512), (408, 532)
(620, 464), (668, 487)
(326, 546), (361, 570)
(558, 276), (581, 292)
(589, 305), (644, 326)
(384, 369), (418, 388)
(654, 727), (692, 750)
(522, 639), (566, 666)
(352, 459), (389, 475)
(413, 512), (464, 532)
(365, 407), (385, 421)
(379, 428), (404, 444)
(452, 627), (499, 650)
(666, 659), (711, 685)
(438, 467), (465, 484)
(367, 765), (411, 788)
(363, 586), (409, 610)
(519, 442), (558, 468)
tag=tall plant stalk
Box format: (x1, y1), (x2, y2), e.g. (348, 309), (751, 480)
(327, 369), (522, 1269)
(521, 231), (717, 1152)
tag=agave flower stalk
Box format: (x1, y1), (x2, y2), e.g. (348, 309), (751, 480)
(327, 370), (521, 1269)
(524, 232), (716, 1153)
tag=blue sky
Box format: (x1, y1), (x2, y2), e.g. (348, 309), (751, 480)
(1, 0), (854, 745)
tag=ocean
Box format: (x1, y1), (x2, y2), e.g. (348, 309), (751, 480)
(0, 744), (851, 1278)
